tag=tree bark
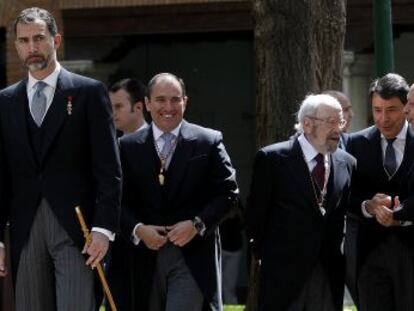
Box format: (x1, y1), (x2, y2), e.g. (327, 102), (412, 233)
(254, 0), (347, 146)
(247, 1), (346, 310)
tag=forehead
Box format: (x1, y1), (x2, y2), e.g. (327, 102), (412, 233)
(110, 89), (130, 102)
(151, 77), (183, 96)
(340, 100), (352, 109)
(315, 105), (341, 117)
(372, 93), (404, 108)
(16, 19), (49, 37)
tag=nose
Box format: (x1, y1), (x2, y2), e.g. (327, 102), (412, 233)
(28, 40), (38, 53)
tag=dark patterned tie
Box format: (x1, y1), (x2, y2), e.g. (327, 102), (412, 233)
(384, 138), (397, 176)
(32, 81), (47, 127)
(312, 153), (325, 190)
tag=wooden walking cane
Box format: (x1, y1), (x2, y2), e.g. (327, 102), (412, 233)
(75, 206), (117, 311)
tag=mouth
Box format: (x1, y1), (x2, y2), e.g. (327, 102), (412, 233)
(26, 55), (44, 63)
(161, 114), (173, 119)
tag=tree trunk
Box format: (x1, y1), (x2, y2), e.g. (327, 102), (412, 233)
(254, 0), (347, 146)
(246, 1), (346, 310)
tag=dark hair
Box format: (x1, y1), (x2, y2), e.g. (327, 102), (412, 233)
(147, 73), (186, 98)
(14, 7), (58, 36)
(368, 73), (409, 105)
(109, 78), (147, 109)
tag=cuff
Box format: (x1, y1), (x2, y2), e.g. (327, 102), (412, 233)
(132, 223), (143, 245)
(361, 200), (374, 218)
(91, 227), (115, 241)
(0, 242), (4, 248)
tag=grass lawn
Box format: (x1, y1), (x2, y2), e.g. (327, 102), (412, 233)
(101, 305), (357, 310)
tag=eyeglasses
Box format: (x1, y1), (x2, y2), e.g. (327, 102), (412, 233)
(308, 117), (347, 129)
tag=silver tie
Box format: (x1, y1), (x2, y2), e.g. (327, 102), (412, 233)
(161, 132), (175, 168)
(31, 81), (47, 126)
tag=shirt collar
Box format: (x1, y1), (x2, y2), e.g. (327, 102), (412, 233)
(136, 121), (148, 132)
(380, 120), (408, 141)
(152, 122), (182, 141)
(298, 133), (320, 163)
(27, 62), (61, 91)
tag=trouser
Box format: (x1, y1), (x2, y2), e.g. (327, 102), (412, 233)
(148, 242), (204, 311)
(15, 199), (95, 311)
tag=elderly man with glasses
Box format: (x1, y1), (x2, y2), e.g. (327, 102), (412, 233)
(246, 93), (355, 311)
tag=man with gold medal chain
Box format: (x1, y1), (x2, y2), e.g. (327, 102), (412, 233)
(118, 72), (238, 311)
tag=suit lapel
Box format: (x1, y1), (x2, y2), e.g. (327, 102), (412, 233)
(325, 152), (347, 215)
(166, 121), (196, 200)
(366, 127), (389, 181)
(11, 80), (37, 169)
(400, 126), (414, 173)
(40, 69), (74, 162)
(284, 139), (322, 216)
(141, 128), (164, 203)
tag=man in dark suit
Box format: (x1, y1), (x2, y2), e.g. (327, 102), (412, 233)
(246, 94), (355, 311)
(0, 7), (121, 310)
(109, 78), (148, 135)
(406, 83), (414, 126)
(119, 72), (238, 311)
(323, 90), (354, 149)
(323, 89), (359, 306)
(346, 73), (414, 311)
(106, 78), (148, 311)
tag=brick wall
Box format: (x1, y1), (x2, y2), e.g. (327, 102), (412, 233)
(1, 0), (63, 84)
(1, 0), (245, 85)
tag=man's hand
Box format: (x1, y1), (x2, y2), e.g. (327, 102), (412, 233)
(167, 220), (197, 247)
(366, 193), (400, 227)
(375, 205), (396, 227)
(83, 232), (109, 269)
(0, 247), (7, 277)
(366, 193), (392, 216)
(136, 225), (168, 250)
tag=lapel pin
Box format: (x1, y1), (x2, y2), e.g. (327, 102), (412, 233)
(67, 96), (73, 115)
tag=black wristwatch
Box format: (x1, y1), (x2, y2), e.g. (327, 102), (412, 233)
(193, 216), (206, 236)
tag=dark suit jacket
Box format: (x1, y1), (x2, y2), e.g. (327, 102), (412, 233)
(347, 125), (414, 267)
(0, 68), (122, 278)
(246, 137), (355, 311)
(118, 121), (238, 310)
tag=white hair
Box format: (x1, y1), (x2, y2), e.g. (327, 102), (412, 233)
(294, 94), (342, 132)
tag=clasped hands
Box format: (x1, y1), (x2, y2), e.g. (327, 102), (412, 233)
(366, 193), (401, 227)
(136, 220), (197, 250)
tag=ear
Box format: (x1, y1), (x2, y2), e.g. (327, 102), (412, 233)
(302, 116), (312, 134)
(144, 97), (151, 112)
(134, 101), (144, 111)
(182, 96), (188, 111)
(54, 33), (62, 49)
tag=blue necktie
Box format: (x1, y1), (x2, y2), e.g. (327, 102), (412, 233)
(32, 81), (47, 127)
(161, 132), (175, 168)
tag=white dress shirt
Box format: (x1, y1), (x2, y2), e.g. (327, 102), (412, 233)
(298, 133), (330, 185)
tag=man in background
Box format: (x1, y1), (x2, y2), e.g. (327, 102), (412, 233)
(106, 78), (148, 310)
(323, 90), (354, 148)
(405, 83), (414, 125)
(109, 78), (147, 135)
